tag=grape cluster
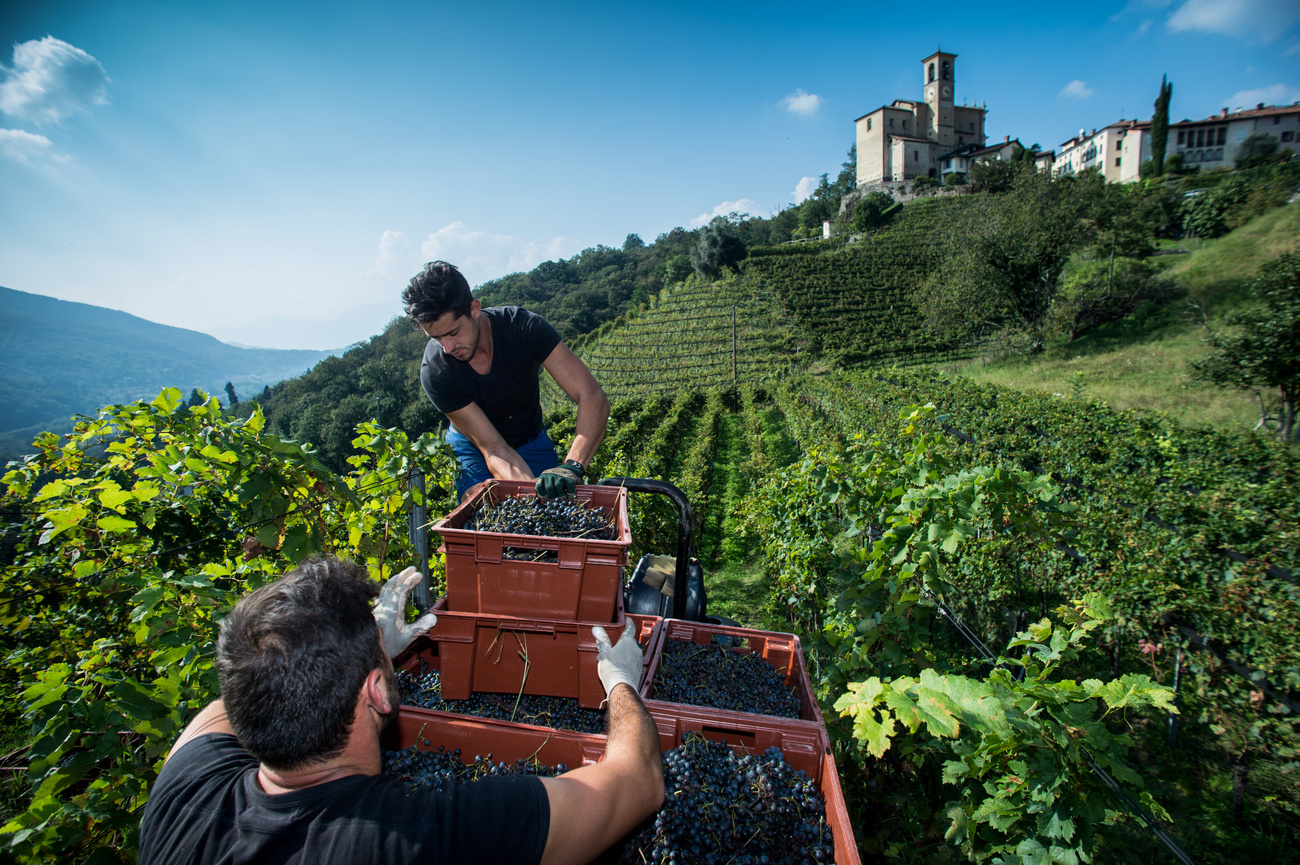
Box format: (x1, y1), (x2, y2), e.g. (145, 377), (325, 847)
(467, 494), (614, 539)
(397, 666), (607, 734)
(616, 734), (834, 865)
(382, 744), (567, 791)
(650, 639), (802, 718)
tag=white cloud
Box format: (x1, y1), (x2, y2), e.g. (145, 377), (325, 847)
(792, 177), (818, 204)
(1283, 39), (1300, 55)
(0, 127), (67, 163)
(690, 199), (768, 228)
(1060, 80), (1095, 99)
(365, 229), (413, 277)
(1134, 19), (1153, 36)
(780, 88), (823, 117)
(418, 222), (580, 287)
(1167, 0), (1300, 43)
(0, 36), (110, 123)
(1225, 82), (1300, 109)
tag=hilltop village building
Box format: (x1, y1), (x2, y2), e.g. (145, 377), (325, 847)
(855, 50), (997, 187)
(1054, 103), (1300, 183)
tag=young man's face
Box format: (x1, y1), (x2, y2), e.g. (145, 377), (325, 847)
(420, 299), (481, 362)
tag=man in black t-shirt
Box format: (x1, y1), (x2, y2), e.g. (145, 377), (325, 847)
(402, 261), (610, 500)
(138, 556), (663, 865)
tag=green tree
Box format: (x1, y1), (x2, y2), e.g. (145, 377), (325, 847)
(224, 381), (239, 407)
(1150, 75), (1172, 177)
(187, 388), (205, 407)
(851, 191), (898, 232)
(622, 233), (645, 251)
(1047, 257), (1162, 341)
(1189, 252), (1300, 441)
(917, 169), (1096, 352)
(690, 217), (747, 280)
(968, 157), (1016, 194)
(1236, 132), (1281, 169)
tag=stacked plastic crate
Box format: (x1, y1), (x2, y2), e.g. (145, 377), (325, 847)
(390, 479), (859, 865)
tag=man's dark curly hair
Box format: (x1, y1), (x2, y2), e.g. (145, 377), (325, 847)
(216, 556), (385, 771)
(402, 260), (473, 324)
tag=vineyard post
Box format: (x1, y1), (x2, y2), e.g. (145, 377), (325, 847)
(732, 304), (737, 396)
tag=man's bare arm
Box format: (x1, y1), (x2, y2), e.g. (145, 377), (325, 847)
(165, 700), (234, 764)
(537, 683), (663, 865)
(542, 342), (609, 471)
(444, 402), (535, 483)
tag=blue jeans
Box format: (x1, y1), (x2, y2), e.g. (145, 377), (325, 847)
(446, 425), (561, 498)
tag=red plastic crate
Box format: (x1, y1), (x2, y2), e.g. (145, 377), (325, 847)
(394, 599), (662, 710)
(641, 619), (827, 734)
(387, 708), (607, 769)
(433, 479), (631, 621)
(388, 707), (860, 864)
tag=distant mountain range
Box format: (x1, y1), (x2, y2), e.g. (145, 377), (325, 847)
(0, 286), (341, 458)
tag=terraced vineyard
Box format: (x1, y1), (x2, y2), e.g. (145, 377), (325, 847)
(547, 276), (804, 402)
(742, 198), (978, 365)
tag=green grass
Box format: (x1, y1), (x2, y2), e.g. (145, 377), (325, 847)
(941, 202), (1300, 435)
(701, 559), (783, 632)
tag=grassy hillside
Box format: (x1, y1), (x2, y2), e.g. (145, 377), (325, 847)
(941, 202), (1300, 433)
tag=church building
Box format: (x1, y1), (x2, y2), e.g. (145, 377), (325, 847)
(855, 50), (990, 186)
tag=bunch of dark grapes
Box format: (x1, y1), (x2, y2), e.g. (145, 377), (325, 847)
(383, 744), (567, 791)
(615, 734), (834, 865)
(397, 666), (607, 734)
(467, 495), (614, 539)
(650, 639), (802, 718)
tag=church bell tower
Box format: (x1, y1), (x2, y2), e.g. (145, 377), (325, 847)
(922, 50), (957, 147)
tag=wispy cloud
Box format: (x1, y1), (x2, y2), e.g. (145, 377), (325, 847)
(780, 88), (822, 117)
(1110, 0), (1174, 22)
(0, 36), (110, 124)
(1134, 19), (1153, 37)
(690, 199), (768, 228)
(792, 177), (818, 204)
(365, 229), (414, 278)
(1166, 0), (1300, 43)
(418, 222), (579, 287)
(1225, 83), (1300, 110)
(0, 127), (68, 164)
(1060, 80), (1095, 99)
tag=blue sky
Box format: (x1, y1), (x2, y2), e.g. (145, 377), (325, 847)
(2, 0), (1297, 350)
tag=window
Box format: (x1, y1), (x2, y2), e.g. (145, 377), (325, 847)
(914, 150), (919, 160)
(890, 118), (894, 127)
(1115, 157), (1121, 167)
(1284, 131), (1295, 142)
(1275, 116), (1281, 124)
(867, 118), (872, 130)
(902, 120), (907, 130)
(968, 122), (974, 131)
(929, 63), (936, 82)
(1115, 140), (1122, 150)
(1217, 127), (1226, 145)
(1196, 128), (1205, 147)
(1177, 130), (1185, 145)
(942, 61), (950, 80)
(958, 136), (964, 144)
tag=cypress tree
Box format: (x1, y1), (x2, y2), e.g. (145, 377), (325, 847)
(1150, 75), (1172, 177)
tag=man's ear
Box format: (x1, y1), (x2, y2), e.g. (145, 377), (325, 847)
(363, 668), (393, 715)
(469, 298), (481, 317)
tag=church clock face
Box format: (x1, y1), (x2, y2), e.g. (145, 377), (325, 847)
(941, 85), (951, 99)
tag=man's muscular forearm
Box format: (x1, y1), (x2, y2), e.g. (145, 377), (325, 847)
(565, 388), (610, 470)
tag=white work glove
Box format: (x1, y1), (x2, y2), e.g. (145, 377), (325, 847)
(591, 619), (643, 697)
(374, 567), (438, 659)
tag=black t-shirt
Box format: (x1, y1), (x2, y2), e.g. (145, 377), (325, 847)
(419, 306), (562, 448)
(138, 734), (549, 865)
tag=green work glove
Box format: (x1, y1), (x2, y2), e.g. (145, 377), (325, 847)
(591, 619), (643, 697)
(535, 459), (584, 499)
(374, 567), (438, 659)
